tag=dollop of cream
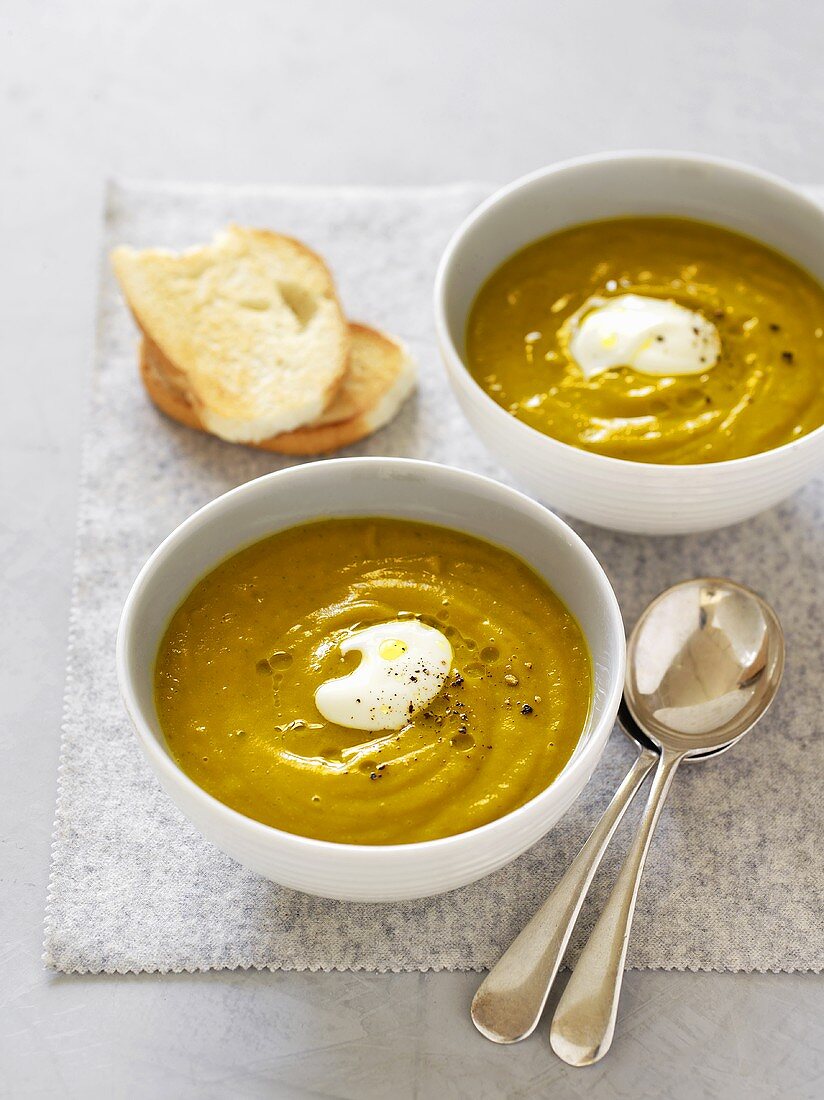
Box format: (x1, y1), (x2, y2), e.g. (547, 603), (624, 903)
(314, 620), (452, 731)
(564, 294), (721, 379)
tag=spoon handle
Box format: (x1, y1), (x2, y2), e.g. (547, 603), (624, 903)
(550, 747), (684, 1066)
(471, 747), (658, 1044)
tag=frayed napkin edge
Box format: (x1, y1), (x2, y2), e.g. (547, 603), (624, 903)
(42, 230), (112, 976)
(42, 956), (823, 977)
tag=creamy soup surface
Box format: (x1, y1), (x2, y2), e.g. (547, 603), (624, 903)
(155, 518), (592, 844)
(466, 217), (824, 463)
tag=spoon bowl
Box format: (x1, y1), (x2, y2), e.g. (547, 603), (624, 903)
(624, 578), (785, 755)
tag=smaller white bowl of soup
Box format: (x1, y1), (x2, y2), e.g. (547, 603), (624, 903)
(117, 458), (624, 901)
(435, 152), (824, 533)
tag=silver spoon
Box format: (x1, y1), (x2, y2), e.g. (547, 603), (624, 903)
(470, 702), (729, 1045)
(550, 577), (784, 1067)
(470, 586), (756, 1048)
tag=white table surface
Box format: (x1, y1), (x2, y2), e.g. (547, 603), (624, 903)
(2, 2), (823, 1096)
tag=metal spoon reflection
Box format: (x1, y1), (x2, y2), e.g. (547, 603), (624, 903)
(471, 578), (783, 1051)
(550, 578), (784, 1066)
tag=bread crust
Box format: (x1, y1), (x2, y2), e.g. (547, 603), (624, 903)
(139, 322), (415, 455)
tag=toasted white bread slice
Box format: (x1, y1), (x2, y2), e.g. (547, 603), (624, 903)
(140, 322), (416, 455)
(111, 226), (349, 443)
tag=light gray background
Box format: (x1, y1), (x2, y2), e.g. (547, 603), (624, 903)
(2, 1), (823, 1097)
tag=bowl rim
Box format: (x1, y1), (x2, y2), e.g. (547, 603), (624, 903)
(433, 148), (824, 473)
(116, 456), (626, 860)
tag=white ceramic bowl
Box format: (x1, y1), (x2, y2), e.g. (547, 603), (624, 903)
(435, 151), (824, 534)
(117, 458), (625, 902)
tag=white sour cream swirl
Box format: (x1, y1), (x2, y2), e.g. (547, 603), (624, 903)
(565, 294), (721, 379)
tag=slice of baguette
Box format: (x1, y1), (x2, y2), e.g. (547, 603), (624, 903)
(140, 322), (416, 455)
(111, 226), (349, 443)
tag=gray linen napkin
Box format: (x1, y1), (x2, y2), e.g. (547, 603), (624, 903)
(43, 180), (824, 974)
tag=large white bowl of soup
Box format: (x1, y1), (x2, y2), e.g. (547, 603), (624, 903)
(117, 459), (624, 901)
(435, 152), (824, 533)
